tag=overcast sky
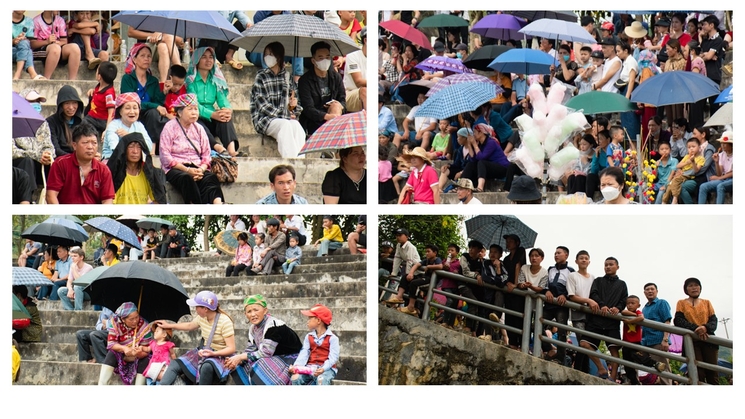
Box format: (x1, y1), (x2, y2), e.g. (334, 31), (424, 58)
(461, 215), (734, 340)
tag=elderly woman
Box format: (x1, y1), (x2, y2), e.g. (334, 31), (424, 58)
(158, 291), (235, 385)
(226, 294), (302, 385)
(674, 278), (719, 384)
(102, 92), (153, 161)
(322, 146), (367, 204)
(106, 132), (167, 204)
(249, 41), (306, 158)
(159, 93), (225, 204)
(186, 46), (242, 157)
(126, 27), (182, 83)
(120, 44), (168, 148)
(461, 123), (510, 192)
(97, 302), (153, 385)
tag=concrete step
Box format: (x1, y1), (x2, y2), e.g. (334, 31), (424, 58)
(18, 338), (367, 363)
(16, 354), (366, 384)
(177, 261), (367, 281)
(158, 253), (363, 272)
(23, 58), (262, 85)
(164, 181), (322, 204)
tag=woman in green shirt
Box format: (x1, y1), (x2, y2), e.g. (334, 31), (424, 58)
(186, 46), (242, 157)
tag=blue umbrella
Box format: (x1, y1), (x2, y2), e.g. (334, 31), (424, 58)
(12, 267), (53, 287)
(12, 92), (45, 138)
(630, 71), (721, 106)
(85, 217), (142, 250)
(43, 217), (89, 239)
(519, 18), (597, 44)
(112, 11), (242, 42)
(488, 48), (557, 75)
(415, 81), (501, 119)
(471, 14), (528, 41)
(715, 85), (733, 103)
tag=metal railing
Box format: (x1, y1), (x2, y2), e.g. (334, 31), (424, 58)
(379, 266), (733, 385)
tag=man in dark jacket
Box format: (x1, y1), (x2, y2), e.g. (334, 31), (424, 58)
(581, 256), (628, 381)
(45, 85), (85, 158)
(298, 41), (346, 135)
(164, 225), (189, 258)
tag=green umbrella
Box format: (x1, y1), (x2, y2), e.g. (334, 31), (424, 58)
(73, 265), (110, 288)
(565, 91), (637, 115)
(417, 14), (469, 28)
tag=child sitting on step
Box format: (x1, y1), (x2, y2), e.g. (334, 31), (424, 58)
(282, 235), (302, 274)
(290, 304), (339, 385)
(249, 233), (266, 274)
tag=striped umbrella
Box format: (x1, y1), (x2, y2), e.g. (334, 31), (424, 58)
(415, 56), (472, 74)
(12, 267), (53, 287)
(465, 215), (538, 250)
(299, 110), (366, 154)
(415, 82), (500, 119)
(427, 73), (500, 97)
(230, 14), (360, 57)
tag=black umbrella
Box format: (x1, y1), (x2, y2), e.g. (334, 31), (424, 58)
(462, 45), (514, 71)
(84, 261), (190, 322)
(505, 10), (578, 23)
(398, 80), (434, 108)
(21, 222), (89, 246)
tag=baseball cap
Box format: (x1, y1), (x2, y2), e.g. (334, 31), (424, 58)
(455, 43), (467, 51)
(601, 21), (614, 31)
(599, 37), (616, 46)
(433, 41), (446, 52)
(20, 88), (46, 103)
(394, 228), (409, 237)
(381, 241), (393, 248)
(186, 291), (218, 311)
(300, 304), (333, 325)
(590, 50), (605, 59)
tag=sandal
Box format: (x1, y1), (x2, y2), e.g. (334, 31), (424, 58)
(33, 75), (47, 80)
(87, 57), (102, 70)
(397, 306), (419, 316)
(226, 59), (244, 70)
(385, 297), (404, 305)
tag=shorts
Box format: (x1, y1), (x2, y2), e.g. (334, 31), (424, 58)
(70, 34), (102, 56)
(581, 325), (622, 350)
(346, 88), (363, 112)
(357, 233), (366, 247)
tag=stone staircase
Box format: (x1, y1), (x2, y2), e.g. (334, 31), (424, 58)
(14, 246), (367, 385)
(13, 60), (343, 204)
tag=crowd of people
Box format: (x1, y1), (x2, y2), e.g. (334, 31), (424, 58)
(12, 10), (368, 205)
(377, 11), (733, 204)
(379, 228), (724, 384)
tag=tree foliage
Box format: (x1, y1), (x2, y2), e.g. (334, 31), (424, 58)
(379, 215), (464, 256)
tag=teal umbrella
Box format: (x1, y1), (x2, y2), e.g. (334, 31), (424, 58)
(566, 91), (636, 114)
(73, 265), (110, 288)
(136, 217), (174, 232)
(417, 14), (469, 28)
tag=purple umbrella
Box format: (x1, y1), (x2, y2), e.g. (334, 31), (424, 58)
(12, 92), (45, 138)
(415, 56), (472, 74)
(426, 73), (501, 97)
(471, 14), (528, 41)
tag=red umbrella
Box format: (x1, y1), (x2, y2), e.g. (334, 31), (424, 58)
(299, 110), (366, 154)
(380, 20), (433, 50)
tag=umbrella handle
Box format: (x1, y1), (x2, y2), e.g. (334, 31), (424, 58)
(132, 284), (144, 348)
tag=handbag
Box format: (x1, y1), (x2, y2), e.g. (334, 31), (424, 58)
(210, 154), (238, 183)
(613, 78), (628, 90)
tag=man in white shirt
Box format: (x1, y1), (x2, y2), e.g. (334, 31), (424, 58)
(566, 250), (598, 374)
(593, 37), (621, 93)
(225, 215), (246, 231)
(454, 178), (482, 205)
(344, 27), (367, 112)
(282, 215), (307, 246)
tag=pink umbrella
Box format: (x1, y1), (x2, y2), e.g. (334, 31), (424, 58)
(380, 20), (433, 50)
(426, 73), (501, 97)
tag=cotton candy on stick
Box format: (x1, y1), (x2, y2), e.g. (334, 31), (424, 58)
(545, 83), (566, 113)
(547, 143), (580, 181)
(527, 83), (547, 117)
(514, 114), (534, 133)
(514, 146), (544, 178)
(560, 112), (591, 138)
(521, 127), (545, 162)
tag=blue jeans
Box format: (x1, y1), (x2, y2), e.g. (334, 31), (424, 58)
(58, 285), (90, 310)
(698, 178), (733, 204)
(12, 39), (34, 71)
(291, 367), (336, 385)
(680, 179), (698, 204)
(317, 240), (342, 257)
(46, 279), (68, 300)
(653, 183), (665, 205)
(282, 260), (299, 274)
(248, 52), (303, 76)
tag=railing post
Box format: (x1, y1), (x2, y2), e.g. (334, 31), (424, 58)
(682, 334), (700, 385)
(421, 272), (439, 320)
(521, 293), (533, 355)
(532, 295), (544, 359)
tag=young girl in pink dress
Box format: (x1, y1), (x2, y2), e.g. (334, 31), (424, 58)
(143, 324), (176, 384)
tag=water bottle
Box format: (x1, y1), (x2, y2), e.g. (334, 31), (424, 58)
(120, 38), (126, 62)
(183, 40), (190, 66)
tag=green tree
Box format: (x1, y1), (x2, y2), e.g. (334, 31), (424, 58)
(379, 215), (464, 256)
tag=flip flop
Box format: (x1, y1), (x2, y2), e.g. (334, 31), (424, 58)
(226, 59), (244, 70)
(33, 75), (46, 80)
(87, 58), (102, 70)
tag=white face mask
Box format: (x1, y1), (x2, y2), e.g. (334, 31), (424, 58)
(601, 186), (621, 201)
(264, 55), (278, 68)
(314, 58), (331, 71)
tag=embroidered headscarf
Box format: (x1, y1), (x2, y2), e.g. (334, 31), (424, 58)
(474, 123), (496, 139)
(243, 294), (267, 308)
(186, 46), (228, 93)
(172, 93), (199, 109)
(107, 302), (152, 349)
(115, 92), (141, 109)
(124, 43), (152, 75)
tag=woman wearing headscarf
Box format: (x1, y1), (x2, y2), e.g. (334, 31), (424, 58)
(226, 294), (302, 385)
(249, 41), (306, 158)
(158, 291), (236, 385)
(674, 278), (719, 384)
(101, 92), (153, 161)
(97, 302), (153, 385)
(186, 46), (242, 157)
(120, 44), (168, 145)
(460, 123), (510, 192)
(106, 132), (167, 204)
(159, 93), (225, 204)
